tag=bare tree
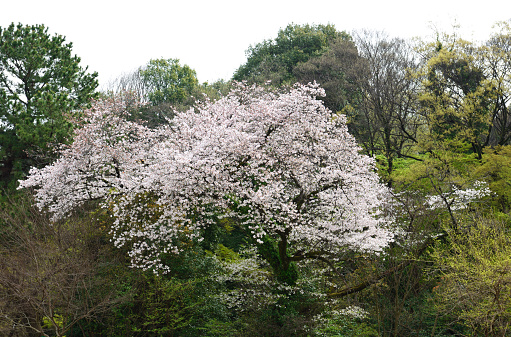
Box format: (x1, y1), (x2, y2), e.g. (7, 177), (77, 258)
(105, 68), (148, 103)
(0, 195), (127, 337)
(354, 31), (423, 183)
(484, 22), (511, 146)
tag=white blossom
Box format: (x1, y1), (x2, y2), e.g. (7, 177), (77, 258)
(20, 83), (395, 272)
(426, 181), (492, 211)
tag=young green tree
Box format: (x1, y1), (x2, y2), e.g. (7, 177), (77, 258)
(106, 63), (227, 128)
(474, 145), (511, 212)
(433, 215), (511, 336)
(0, 23), (98, 189)
(417, 35), (495, 159)
(139, 58), (199, 106)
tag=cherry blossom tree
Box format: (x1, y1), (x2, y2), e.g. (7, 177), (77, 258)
(20, 83), (394, 284)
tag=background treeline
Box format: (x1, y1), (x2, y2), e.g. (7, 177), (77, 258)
(1, 21), (511, 336)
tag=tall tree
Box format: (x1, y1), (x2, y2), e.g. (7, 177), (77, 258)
(20, 83), (394, 286)
(106, 60), (225, 127)
(233, 23), (350, 85)
(417, 35), (495, 159)
(354, 31), (422, 182)
(139, 58), (199, 106)
(483, 21), (511, 146)
(106, 68), (148, 104)
(0, 23), (98, 189)
(293, 37), (369, 114)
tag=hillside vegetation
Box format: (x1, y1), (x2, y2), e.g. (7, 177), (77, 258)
(1, 22), (511, 336)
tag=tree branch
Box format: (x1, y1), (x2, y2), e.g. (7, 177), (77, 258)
(327, 234), (444, 298)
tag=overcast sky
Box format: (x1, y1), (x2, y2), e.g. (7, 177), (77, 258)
(1, 0), (510, 89)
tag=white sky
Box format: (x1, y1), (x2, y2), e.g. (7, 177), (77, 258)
(1, 0), (510, 89)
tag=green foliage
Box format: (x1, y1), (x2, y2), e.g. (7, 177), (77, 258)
(0, 22), (98, 189)
(433, 214), (511, 336)
(140, 58), (199, 106)
(236, 287), (323, 337)
(376, 155), (418, 184)
(77, 246), (235, 337)
(42, 314), (64, 331)
(474, 145), (511, 211)
(364, 259), (454, 337)
(214, 243), (240, 263)
(137, 276), (200, 335)
(199, 318), (245, 337)
(233, 23), (349, 85)
(314, 315), (379, 337)
(118, 58), (203, 128)
(390, 142), (479, 195)
(417, 37), (496, 159)
(257, 235), (299, 286)
(293, 37), (367, 113)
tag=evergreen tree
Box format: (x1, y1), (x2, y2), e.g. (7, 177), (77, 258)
(0, 23), (98, 190)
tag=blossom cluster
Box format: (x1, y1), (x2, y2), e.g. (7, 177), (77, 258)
(306, 303), (370, 336)
(20, 82), (394, 272)
(426, 181), (492, 211)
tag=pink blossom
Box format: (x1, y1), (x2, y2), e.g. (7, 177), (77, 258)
(20, 83), (394, 272)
